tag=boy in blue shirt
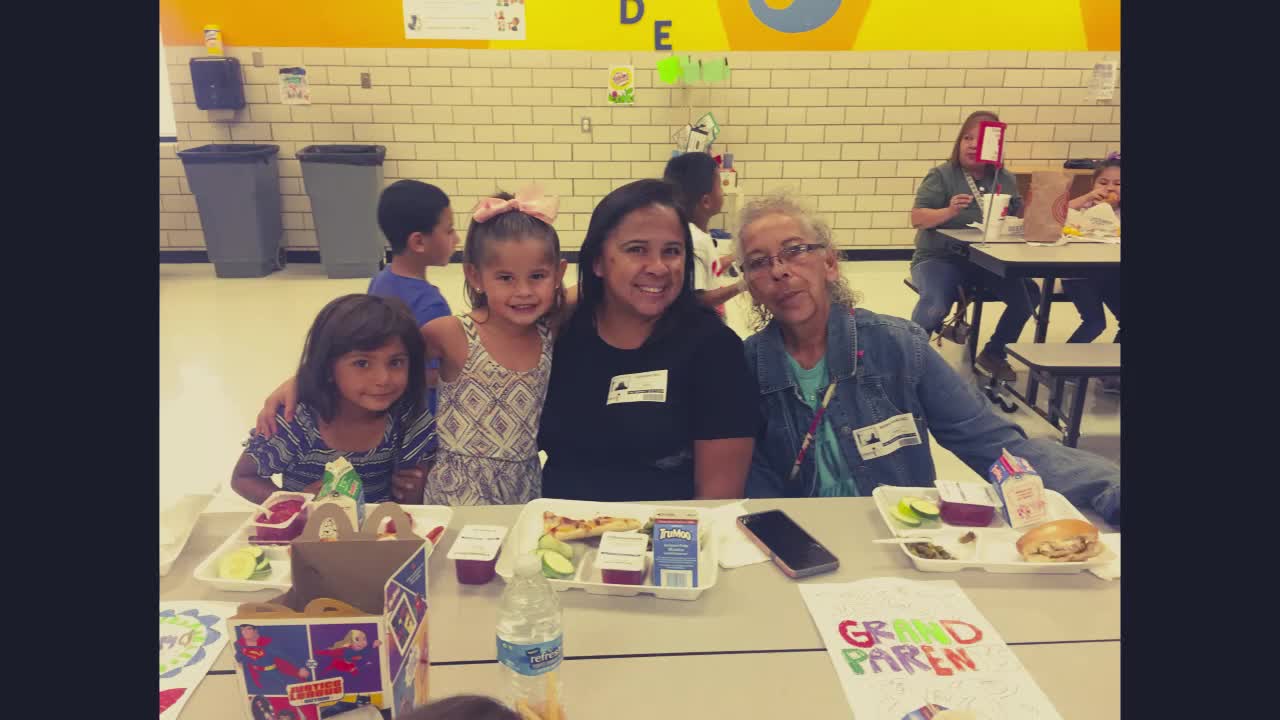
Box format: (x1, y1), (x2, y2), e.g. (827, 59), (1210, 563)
(367, 180), (459, 421)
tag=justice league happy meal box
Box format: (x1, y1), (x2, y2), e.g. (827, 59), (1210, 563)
(228, 503), (431, 720)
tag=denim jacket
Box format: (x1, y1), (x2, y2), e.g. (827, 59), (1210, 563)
(743, 304), (1121, 526)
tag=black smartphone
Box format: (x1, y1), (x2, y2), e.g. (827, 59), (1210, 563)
(737, 510), (839, 578)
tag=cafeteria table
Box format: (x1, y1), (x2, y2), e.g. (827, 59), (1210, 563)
(936, 229), (1121, 411)
(162, 497), (1120, 718)
(936, 228), (1121, 345)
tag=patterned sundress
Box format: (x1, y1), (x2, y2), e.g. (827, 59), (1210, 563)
(423, 315), (552, 505)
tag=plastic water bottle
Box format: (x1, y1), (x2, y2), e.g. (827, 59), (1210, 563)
(496, 555), (564, 718)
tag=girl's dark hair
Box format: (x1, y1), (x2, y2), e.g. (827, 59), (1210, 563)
(397, 695), (519, 720)
(296, 294), (426, 422)
(1092, 156), (1120, 180)
(663, 151), (719, 219)
(462, 191), (563, 312)
(949, 110), (1000, 166)
(573, 179), (710, 344)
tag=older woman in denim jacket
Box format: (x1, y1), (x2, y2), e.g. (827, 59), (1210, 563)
(736, 195), (1120, 526)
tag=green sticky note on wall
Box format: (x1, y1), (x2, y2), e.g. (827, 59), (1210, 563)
(680, 56), (702, 83)
(702, 58), (729, 83)
(656, 56), (683, 84)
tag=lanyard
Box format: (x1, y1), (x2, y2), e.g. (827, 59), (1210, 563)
(963, 170), (987, 222)
(787, 381), (838, 486)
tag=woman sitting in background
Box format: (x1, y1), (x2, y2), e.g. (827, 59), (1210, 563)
(908, 110), (1039, 383)
(737, 194), (1121, 526)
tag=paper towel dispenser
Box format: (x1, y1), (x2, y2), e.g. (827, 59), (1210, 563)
(190, 56), (245, 110)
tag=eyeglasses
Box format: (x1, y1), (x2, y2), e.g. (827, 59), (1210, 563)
(743, 243), (826, 275)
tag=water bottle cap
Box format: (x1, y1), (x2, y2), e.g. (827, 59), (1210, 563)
(515, 554), (542, 578)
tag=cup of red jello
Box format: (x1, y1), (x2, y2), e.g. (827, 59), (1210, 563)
(446, 525), (508, 584)
(251, 492), (311, 543)
(935, 481), (999, 527)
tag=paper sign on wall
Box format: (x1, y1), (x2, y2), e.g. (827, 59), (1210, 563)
(608, 66), (636, 105)
(279, 67), (311, 105)
(1087, 61), (1118, 102)
(656, 55), (683, 84)
(404, 0), (526, 40)
(799, 578), (1064, 720)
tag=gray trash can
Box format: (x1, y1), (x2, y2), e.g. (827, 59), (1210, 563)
(297, 145), (387, 279)
(177, 144), (284, 278)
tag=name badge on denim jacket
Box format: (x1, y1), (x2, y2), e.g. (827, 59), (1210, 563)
(852, 412), (922, 460)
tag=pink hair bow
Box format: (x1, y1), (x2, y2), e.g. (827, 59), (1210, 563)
(471, 187), (559, 225)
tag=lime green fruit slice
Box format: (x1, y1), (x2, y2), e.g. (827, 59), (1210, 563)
(909, 499), (941, 519)
(219, 549), (259, 580)
(537, 533), (574, 560)
(541, 550), (575, 579)
(890, 507), (922, 527)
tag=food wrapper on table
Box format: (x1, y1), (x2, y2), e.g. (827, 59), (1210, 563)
(228, 502), (431, 719)
(1063, 203), (1120, 242)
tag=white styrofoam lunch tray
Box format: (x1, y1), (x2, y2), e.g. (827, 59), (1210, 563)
(160, 493), (214, 576)
(193, 502), (453, 592)
(494, 498), (719, 601)
(872, 485), (1116, 575)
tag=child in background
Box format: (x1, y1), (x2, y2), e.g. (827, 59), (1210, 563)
(663, 152), (744, 317)
(368, 180), (461, 420)
(1062, 156), (1121, 393)
(232, 295), (436, 505)
(257, 190), (567, 506)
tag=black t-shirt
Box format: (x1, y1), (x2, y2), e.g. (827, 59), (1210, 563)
(539, 308), (761, 502)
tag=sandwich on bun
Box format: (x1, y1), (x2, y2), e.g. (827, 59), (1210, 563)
(1016, 519), (1103, 562)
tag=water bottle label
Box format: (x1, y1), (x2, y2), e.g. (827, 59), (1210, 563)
(497, 634), (562, 676)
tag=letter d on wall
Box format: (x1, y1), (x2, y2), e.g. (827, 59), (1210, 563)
(621, 0), (645, 24)
(749, 0), (842, 33)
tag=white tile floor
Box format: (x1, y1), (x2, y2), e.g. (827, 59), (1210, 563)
(160, 260), (1119, 513)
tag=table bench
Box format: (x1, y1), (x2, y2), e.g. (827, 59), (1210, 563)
(1005, 342), (1121, 447)
(902, 276), (1071, 367)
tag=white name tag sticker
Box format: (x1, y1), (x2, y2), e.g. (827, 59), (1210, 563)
(606, 370), (669, 405)
(852, 412), (922, 460)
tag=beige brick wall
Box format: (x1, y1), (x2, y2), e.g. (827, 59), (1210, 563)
(161, 48), (1119, 252)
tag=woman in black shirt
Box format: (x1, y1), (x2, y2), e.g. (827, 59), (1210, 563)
(539, 179), (760, 501)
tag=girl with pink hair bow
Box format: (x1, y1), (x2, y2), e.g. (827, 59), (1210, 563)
(415, 188), (570, 505)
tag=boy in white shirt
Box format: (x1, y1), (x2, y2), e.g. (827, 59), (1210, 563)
(663, 152), (745, 317)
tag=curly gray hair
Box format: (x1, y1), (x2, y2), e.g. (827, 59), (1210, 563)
(734, 193), (861, 332)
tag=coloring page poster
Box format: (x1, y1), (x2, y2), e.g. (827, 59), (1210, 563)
(160, 601), (241, 719)
(278, 68), (311, 105)
(404, 0), (526, 40)
(798, 578), (1063, 720)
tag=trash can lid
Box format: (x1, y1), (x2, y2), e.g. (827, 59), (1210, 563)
(177, 144), (280, 164)
(297, 145), (387, 166)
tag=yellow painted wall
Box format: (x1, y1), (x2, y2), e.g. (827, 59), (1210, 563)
(160, 0), (1118, 51)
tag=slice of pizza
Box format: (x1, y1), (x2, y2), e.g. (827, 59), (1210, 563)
(542, 512), (644, 540)
(585, 516), (643, 536)
(542, 511), (591, 540)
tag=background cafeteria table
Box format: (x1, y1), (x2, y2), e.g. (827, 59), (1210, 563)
(162, 497), (1120, 717)
(937, 228), (1121, 344)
